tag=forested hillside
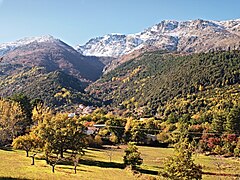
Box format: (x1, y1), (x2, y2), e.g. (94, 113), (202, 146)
(88, 50), (240, 117)
(0, 66), (100, 108)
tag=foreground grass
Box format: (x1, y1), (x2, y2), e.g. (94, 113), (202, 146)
(137, 146), (240, 179)
(0, 146), (240, 179)
(0, 148), (135, 180)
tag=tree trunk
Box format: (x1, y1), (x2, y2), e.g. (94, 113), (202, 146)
(74, 165), (77, 174)
(60, 149), (64, 158)
(26, 150), (29, 157)
(52, 165), (55, 173)
(45, 153), (49, 164)
(31, 156), (35, 165)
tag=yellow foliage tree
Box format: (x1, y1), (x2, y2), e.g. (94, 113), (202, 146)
(0, 99), (24, 145)
(12, 133), (39, 157)
(32, 104), (53, 124)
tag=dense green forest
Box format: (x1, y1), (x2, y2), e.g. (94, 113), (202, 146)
(88, 50), (240, 118)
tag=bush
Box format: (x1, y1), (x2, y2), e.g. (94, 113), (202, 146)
(157, 132), (170, 143)
(213, 145), (223, 155)
(234, 148), (240, 157)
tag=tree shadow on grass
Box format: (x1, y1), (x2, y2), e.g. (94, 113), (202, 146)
(80, 159), (125, 169)
(58, 166), (92, 172)
(203, 171), (240, 178)
(79, 159), (159, 176)
(137, 168), (159, 175)
(0, 146), (13, 151)
(0, 177), (29, 180)
(87, 148), (102, 151)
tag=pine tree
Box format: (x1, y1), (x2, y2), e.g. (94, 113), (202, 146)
(226, 106), (240, 134)
(212, 111), (226, 134)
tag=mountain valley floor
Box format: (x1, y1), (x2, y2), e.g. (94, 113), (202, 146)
(0, 145), (239, 180)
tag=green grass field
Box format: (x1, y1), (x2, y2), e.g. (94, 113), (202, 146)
(0, 146), (240, 180)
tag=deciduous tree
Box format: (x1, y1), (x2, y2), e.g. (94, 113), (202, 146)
(12, 133), (37, 157)
(123, 142), (143, 169)
(0, 99), (25, 145)
(34, 113), (86, 158)
(160, 138), (202, 180)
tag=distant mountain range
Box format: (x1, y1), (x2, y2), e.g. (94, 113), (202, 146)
(76, 19), (240, 58)
(1, 18), (240, 66)
(0, 18), (240, 108)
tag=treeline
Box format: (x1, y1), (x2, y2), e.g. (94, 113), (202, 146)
(0, 94), (239, 168)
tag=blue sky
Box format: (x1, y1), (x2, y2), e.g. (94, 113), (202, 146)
(0, 0), (239, 46)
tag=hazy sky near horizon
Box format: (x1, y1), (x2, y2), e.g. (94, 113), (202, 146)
(0, 0), (239, 45)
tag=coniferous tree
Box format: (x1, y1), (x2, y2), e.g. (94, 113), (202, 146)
(212, 111), (226, 134)
(226, 106), (240, 134)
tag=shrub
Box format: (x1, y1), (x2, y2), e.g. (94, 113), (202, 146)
(234, 148), (240, 157)
(157, 132), (170, 143)
(213, 145), (223, 155)
(94, 135), (103, 147)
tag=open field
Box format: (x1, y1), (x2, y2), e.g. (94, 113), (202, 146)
(0, 146), (240, 180)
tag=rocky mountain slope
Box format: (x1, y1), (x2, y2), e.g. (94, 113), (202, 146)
(77, 19), (240, 58)
(0, 35), (104, 82)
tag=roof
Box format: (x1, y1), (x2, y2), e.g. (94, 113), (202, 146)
(93, 124), (106, 128)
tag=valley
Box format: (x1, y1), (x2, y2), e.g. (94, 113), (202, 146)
(0, 18), (240, 180)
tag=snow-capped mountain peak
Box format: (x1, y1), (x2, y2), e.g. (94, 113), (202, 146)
(76, 19), (240, 57)
(16, 35), (57, 44)
(0, 35), (59, 56)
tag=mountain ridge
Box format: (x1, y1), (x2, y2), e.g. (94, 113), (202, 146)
(0, 35), (104, 82)
(76, 18), (240, 58)
(0, 35), (59, 56)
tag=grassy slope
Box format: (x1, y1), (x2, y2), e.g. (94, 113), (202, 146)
(0, 146), (240, 180)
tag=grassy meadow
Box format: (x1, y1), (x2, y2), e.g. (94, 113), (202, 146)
(0, 146), (240, 180)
